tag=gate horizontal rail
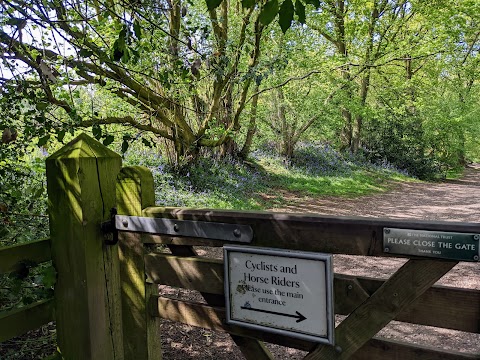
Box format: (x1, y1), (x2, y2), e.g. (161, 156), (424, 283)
(139, 207), (480, 259)
(0, 298), (55, 343)
(0, 239), (54, 343)
(0, 238), (51, 275)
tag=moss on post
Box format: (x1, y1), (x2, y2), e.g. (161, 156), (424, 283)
(46, 133), (123, 359)
(117, 166), (161, 360)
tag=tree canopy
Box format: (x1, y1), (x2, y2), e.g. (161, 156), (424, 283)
(1, 0), (479, 172)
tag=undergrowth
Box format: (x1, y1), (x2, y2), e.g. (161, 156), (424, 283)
(125, 142), (414, 209)
(252, 142), (412, 199)
(124, 151), (269, 209)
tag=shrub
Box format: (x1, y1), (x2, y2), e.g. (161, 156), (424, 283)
(124, 150), (267, 209)
(362, 116), (442, 180)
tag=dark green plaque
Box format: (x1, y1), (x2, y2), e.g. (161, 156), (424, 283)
(383, 228), (479, 262)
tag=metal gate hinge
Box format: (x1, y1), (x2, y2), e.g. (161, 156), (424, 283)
(101, 208), (118, 245)
(115, 215), (253, 243)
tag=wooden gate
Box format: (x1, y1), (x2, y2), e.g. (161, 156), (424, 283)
(3, 134), (477, 360)
(115, 165), (479, 360)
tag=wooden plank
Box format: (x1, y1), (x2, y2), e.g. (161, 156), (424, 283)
(333, 275), (371, 315)
(145, 253), (480, 333)
(166, 244), (224, 308)
(0, 298), (55, 342)
(145, 254), (224, 294)
(117, 166), (161, 360)
(355, 277), (480, 334)
(304, 259), (458, 360)
(46, 133), (123, 360)
(140, 207), (480, 258)
(0, 238), (51, 275)
(151, 296), (478, 360)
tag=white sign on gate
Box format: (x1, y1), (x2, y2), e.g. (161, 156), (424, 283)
(223, 246), (334, 345)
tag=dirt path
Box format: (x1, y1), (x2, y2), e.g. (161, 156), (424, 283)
(160, 165), (480, 359)
(272, 164), (480, 223)
(271, 164), (480, 290)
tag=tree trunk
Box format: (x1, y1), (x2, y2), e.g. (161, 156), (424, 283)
(276, 88), (295, 158)
(351, 2), (380, 153)
(352, 69), (371, 152)
(169, 0), (195, 164)
(220, 85), (236, 157)
(335, 1), (354, 151)
(239, 84), (260, 159)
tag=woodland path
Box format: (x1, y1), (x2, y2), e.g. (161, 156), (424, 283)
(161, 165), (480, 359)
(271, 164), (480, 290)
(272, 164), (480, 223)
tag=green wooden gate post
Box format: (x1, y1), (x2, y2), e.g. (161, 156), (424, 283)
(46, 134), (123, 359)
(116, 166), (162, 360)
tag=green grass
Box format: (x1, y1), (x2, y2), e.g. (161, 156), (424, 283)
(124, 147), (417, 211)
(257, 161), (414, 200)
(445, 167), (465, 180)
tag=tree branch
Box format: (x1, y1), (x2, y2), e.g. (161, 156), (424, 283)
(292, 115), (319, 144)
(461, 30), (480, 65)
(247, 69), (324, 102)
(80, 116), (173, 139)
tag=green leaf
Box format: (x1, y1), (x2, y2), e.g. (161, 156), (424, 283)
(130, 49), (140, 64)
(133, 19), (142, 40)
(119, 27), (127, 48)
(112, 27), (127, 62)
(260, 0), (279, 26)
(22, 295), (34, 305)
(279, 0), (294, 33)
(112, 40), (124, 62)
(37, 134), (50, 146)
(35, 102), (49, 111)
(33, 186), (44, 199)
(121, 139), (129, 153)
(241, 0), (255, 9)
(142, 137), (153, 148)
(304, 0), (319, 8)
(103, 134), (114, 146)
(92, 124), (102, 139)
(206, 0), (223, 11)
(41, 266), (57, 288)
(6, 18), (25, 26)
(295, 0), (306, 24)
(79, 49), (93, 57)
(121, 48), (131, 63)
(57, 130), (65, 142)
(11, 189), (21, 199)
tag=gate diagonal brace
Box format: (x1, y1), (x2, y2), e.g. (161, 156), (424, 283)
(114, 215), (254, 243)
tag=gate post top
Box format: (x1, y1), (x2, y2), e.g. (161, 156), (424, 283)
(47, 133), (120, 160)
